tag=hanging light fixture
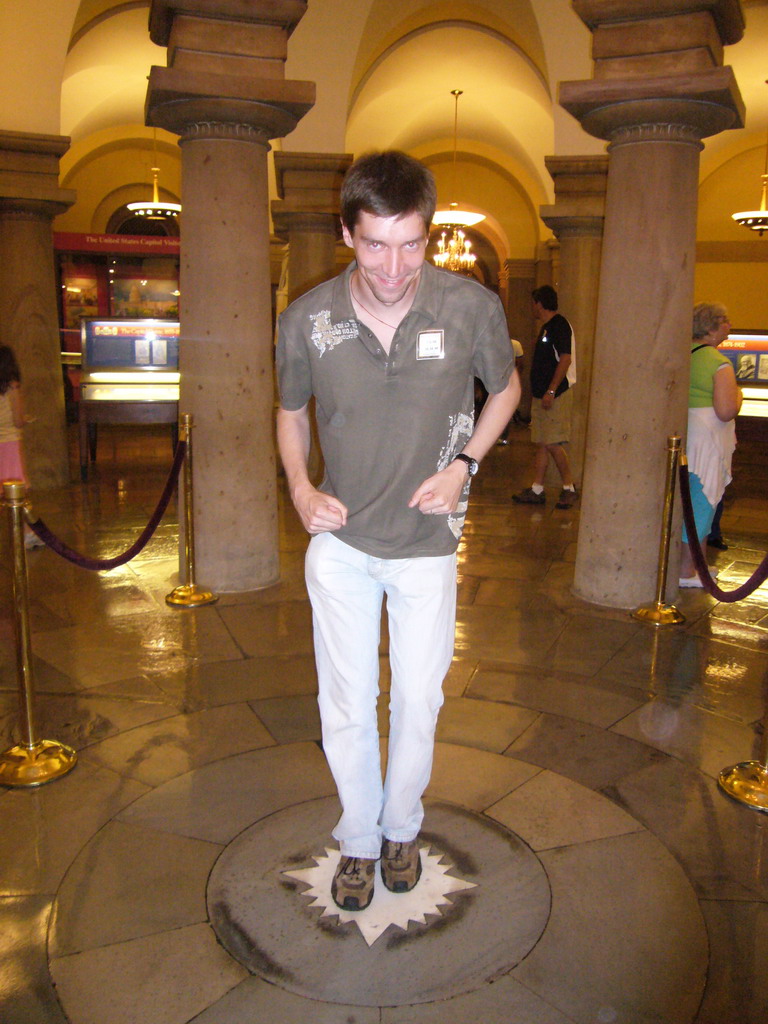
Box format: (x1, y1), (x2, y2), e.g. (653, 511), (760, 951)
(432, 90), (484, 273)
(127, 130), (181, 220)
(732, 82), (768, 237)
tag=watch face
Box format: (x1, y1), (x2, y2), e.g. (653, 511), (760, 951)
(455, 453), (478, 476)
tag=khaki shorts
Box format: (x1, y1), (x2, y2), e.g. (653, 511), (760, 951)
(530, 387), (572, 446)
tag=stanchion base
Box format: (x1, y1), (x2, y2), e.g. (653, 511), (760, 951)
(631, 602), (685, 626)
(0, 739), (77, 788)
(165, 583), (218, 608)
(718, 761), (768, 813)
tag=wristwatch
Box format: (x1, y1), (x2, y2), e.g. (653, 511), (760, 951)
(453, 453), (479, 477)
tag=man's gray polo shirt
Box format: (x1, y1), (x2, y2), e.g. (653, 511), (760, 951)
(276, 260), (512, 559)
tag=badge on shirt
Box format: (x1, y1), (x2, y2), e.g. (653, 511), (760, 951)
(417, 329), (445, 360)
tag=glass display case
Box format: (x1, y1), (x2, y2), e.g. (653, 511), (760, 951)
(78, 318), (180, 479)
(720, 331), (768, 419)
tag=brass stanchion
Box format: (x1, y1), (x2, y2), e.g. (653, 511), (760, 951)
(166, 414), (217, 607)
(718, 667), (768, 813)
(0, 481), (77, 787)
(632, 434), (685, 626)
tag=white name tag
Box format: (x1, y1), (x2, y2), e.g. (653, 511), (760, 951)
(417, 329), (445, 360)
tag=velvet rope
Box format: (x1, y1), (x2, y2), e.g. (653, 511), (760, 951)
(25, 440), (187, 572)
(679, 462), (768, 602)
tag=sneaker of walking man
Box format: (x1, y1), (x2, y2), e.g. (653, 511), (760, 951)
(512, 285), (577, 509)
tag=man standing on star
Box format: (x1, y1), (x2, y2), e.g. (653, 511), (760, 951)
(276, 151), (519, 911)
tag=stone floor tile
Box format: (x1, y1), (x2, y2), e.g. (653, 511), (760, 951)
(467, 664), (642, 727)
(150, 653), (319, 710)
(513, 832), (708, 1024)
(116, 742), (335, 844)
(505, 712), (666, 791)
(0, 763), (149, 895)
(381, 974), (576, 1023)
(0, 650), (74, 695)
(50, 820), (222, 956)
(249, 694), (321, 743)
(487, 769), (644, 851)
(0, 895), (68, 1024)
(687, 611), (768, 654)
(50, 922), (247, 1024)
(455, 605), (564, 664)
(612, 700), (758, 780)
(598, 632), (767, 724)
(82, 704), (276, 786)
(0, 689), (178, 751)
(696, 899), (768, 1024)
(190, 975), (381, 1024)
(441, 656), (478, 697)
(217, 600), (315, 658)
(427, 744), (540, 810)
(30, 606), (242, 689)
(471, 577), (541, 608)
(609, 757), (768, 901)
(436, 696), (539, 752)
(542, 613), (641, 676)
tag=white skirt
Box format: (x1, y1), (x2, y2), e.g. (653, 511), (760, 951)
(686, 406), (736, 507)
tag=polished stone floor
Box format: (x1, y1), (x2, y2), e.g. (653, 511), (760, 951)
(1, 421), (767, 1024)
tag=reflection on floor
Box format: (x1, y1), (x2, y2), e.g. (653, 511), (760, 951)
(1, 421), (767, 1024)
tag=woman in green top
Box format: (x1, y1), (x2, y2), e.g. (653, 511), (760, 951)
(680, 303), (742, 587)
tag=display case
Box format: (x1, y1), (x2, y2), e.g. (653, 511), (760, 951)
(720, 331), (768, 419)
(78, 318), (180, 479)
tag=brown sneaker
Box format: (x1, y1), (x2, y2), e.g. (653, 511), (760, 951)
(512, 486), (545, 505)
(555, 487), (578, 509)
(380, 839), (422, 893)
(331, 856), (376, 911)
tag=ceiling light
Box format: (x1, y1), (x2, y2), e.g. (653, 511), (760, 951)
(432, 90), (484, 273)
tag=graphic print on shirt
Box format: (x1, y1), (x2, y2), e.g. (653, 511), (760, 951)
(309, 310), (359, 358)
(438, 410), (474, 539)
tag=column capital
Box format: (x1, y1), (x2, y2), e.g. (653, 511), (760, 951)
(541, 154), (608, 236)
(150, 1), (308, 45)
(271, 151), (352, 241)
(0, 130), (76, 212)
(562, 0), (744, 142)
(146, 0), (314, 141)
(148, 68), (314, 140)
(502, 258), (537, 280)
(539, 212), (606, 238)
(560, 66), (743, 142)
(271, 210), (339, 240)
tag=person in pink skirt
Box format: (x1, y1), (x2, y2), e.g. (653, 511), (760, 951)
(0, 345), (44, 548)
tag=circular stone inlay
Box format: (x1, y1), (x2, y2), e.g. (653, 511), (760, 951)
(206, 797), (550, 1007)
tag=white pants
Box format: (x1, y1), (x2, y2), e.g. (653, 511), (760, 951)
(305, 532), (457, 859)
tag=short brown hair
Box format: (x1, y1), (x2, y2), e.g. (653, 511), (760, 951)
(341, 151), (437, 234)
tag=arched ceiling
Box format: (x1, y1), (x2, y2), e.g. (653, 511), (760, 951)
(3, 0), (767, 259)
(62, 5), (163, 141)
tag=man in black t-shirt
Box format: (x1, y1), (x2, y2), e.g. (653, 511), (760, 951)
(512, 285), (578, 509)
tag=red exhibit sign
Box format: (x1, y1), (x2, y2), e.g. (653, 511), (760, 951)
(54, 232), (180, 255)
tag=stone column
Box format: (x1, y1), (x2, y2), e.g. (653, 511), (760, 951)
(0, 131), (75, 488)
(561, 0), (744, 608)
(271, 151), (352, 303)
(539, 155), (608, 485)
(502, 258), (536, 417)
(146, 0), (314, 591)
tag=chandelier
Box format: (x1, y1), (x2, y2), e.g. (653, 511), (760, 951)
(127, 131), (181, 220)
(434, 221), (476, 273)
(732, 85), (768, 237)
(432, 90), (484, 273)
